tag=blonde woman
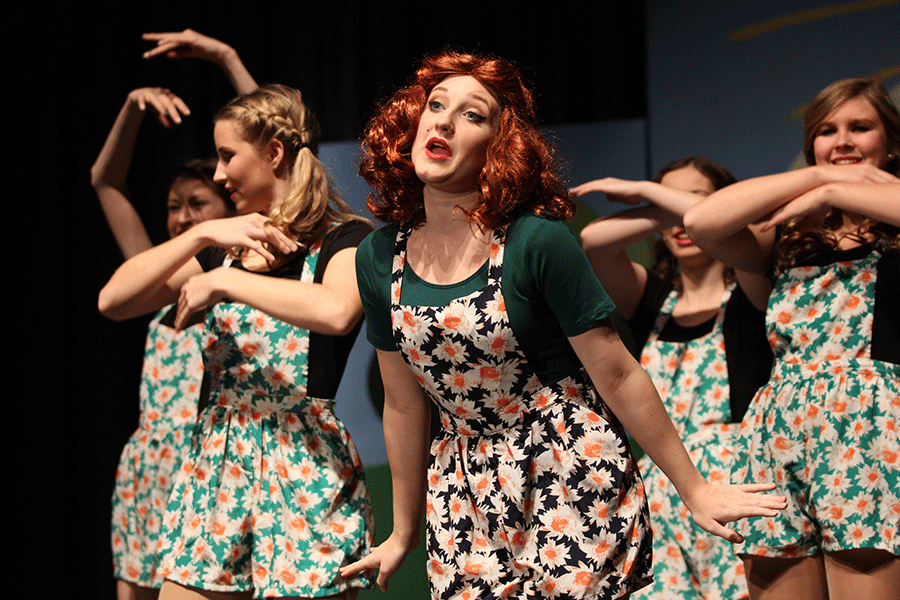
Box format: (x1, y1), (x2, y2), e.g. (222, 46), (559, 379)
(100, 84), (374, 600)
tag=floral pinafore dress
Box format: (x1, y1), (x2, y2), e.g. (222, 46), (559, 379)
(157, 242), (374, 598)
(111, 309), (203, 587)
(734, 243), (900, 557)
(633, 284), (749, 600)
(391, 224), (651, 600)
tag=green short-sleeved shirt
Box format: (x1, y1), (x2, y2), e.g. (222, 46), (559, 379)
(356, 211), (616, 385)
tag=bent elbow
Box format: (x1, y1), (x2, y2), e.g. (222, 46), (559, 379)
(98, 286), (129, 321)
(682, 204), (710, 245)
(329, 309), (363, 337)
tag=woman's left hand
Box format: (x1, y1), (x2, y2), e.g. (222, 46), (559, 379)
(682, 482), (787, 543)
(759, 185), (833, 231)
(174, 267), (229, 330)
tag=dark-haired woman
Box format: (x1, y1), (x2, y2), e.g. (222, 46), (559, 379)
(574, 157), (774, 599)
(340, 51), (785, 600)
(94, 30), (257, 600)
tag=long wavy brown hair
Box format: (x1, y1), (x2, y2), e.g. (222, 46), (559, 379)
(360, 50), (572, 229)
(651, 156), (738, 291)
(775, 78), (900, 272)
(215, 84), (364, 253)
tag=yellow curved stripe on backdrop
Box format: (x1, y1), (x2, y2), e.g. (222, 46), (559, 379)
(728, 0), (899, 41)
(786, 65), (900, 122)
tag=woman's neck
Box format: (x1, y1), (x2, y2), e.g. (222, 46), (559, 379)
(408, 188), (492, 285)
(672, 258), (728, 322)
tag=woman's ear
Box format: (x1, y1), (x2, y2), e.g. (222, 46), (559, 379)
(267, 137), (287, 172)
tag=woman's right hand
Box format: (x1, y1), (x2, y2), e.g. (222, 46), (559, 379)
(196, 213), (298, 262)
(142, 29), (233, 64)
(339, 532), (417, 592)
(127, 87), (190, 128)
(569, 177), (648, 204)
(814, 162), (900, 185)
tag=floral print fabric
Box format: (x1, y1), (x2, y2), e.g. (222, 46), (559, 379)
(633, 285), (749, 600)
(111, 309), (204, 586)
(735, 247), (900, 557)
(157, 242), (374, 597)
(390, 224), (652, 599)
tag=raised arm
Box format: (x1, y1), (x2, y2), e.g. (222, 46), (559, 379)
(574, 178), (704, 319)
(569, 321), (787, 542)
(339, 349), (431, 591)
(91, 87), (191, 259)
(142, 29), (258, 95)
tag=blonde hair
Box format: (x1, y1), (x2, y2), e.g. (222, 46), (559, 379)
(215, 84), (363, 251)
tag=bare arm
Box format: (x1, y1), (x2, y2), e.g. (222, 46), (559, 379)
(98, 213), (297, 321)
(339, 350), (431, 591)
(142, 29), (258, 94)
(574, 178), (705, 319)
(569, 321), (787, 541)
(684, 164), (897, 273)
(761, 181), (900, 230)
(173, 247), (364, 335)
(91, 88), (191, 259)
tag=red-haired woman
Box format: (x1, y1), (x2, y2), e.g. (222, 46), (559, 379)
(341, 50), (785, 600)
(685, 78), (900, 599)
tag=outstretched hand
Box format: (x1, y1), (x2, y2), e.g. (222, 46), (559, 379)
(128, 87), (190, 128)
(683, 482), (787, 543)
(142, 29), (233, 64)
(339, 533), (415, 593)
(569, 177), (646, 205)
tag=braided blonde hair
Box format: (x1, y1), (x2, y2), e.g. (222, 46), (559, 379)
(215, 84), (363, 251)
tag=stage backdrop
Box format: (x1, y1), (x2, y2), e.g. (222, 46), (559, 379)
(646, 0), (900, 179)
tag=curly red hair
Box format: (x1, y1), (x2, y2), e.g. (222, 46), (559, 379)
(360, 50), (573, 229)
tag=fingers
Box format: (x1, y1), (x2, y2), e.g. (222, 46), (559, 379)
(569, 181), (600, 197)
(174, 284), (199, 331)
(141, 31), (193, 59)
(262, 222), (299, 255)
(704, 520), (744, 544)
(131, 87), (190, 127)
(339, 553), (384, 591)
(209, 214), (298, 260)
(141, 29), (224, 62)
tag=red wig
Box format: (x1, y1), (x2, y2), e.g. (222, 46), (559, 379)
(360, 50), (573, 229)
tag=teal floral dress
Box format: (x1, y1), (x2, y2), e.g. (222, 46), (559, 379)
(157, 239), (374, 597)
(632, 285), (749, 600)
(111, 309), (204, 587)
(735, 243), (900, 557)
(390, 223), (651, 600)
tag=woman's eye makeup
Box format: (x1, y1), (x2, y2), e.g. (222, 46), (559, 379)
(464, 111), (487, 123)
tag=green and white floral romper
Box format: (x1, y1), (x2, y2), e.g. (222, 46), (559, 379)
(632, 284), (749, 600)
(735, 244), (899, 557)
(157, 242), (374, 597)
(111, 309), (203, 587)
